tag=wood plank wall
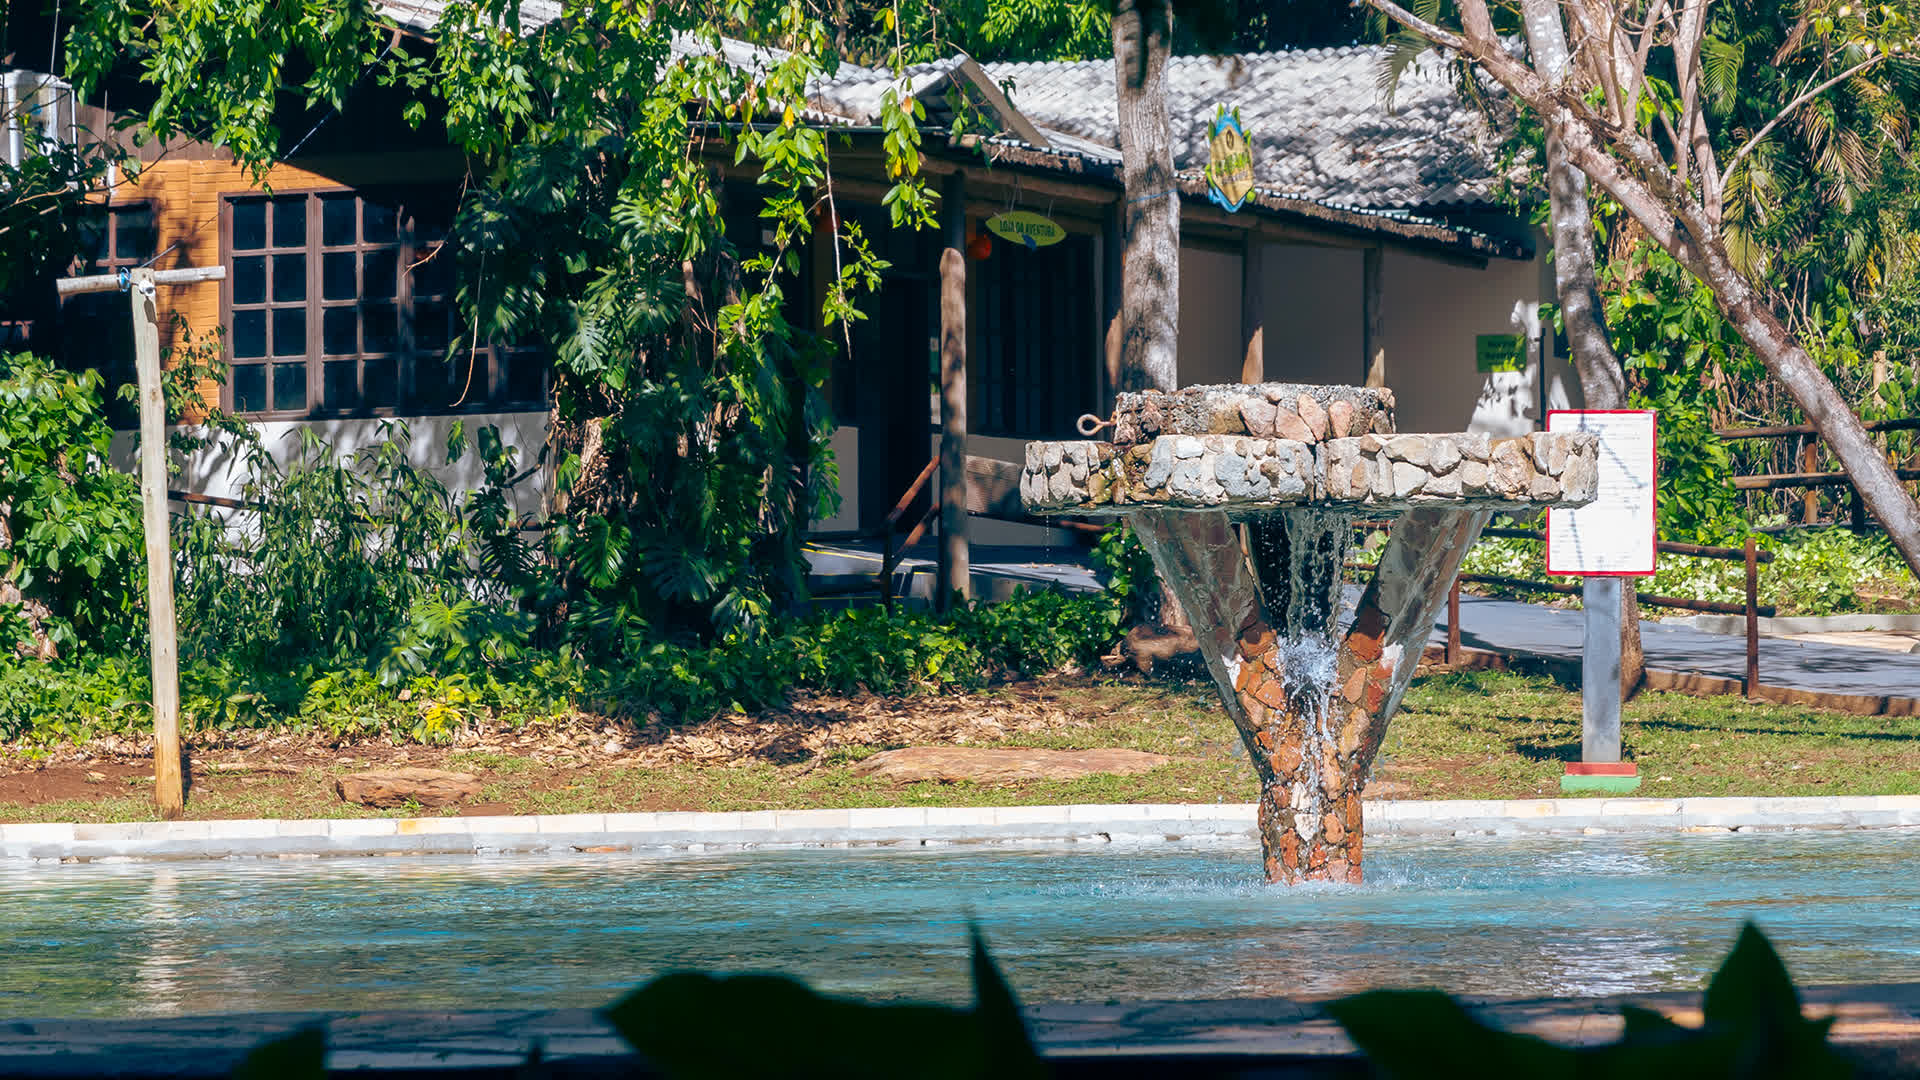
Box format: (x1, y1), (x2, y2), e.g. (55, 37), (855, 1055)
(111, 151), (466, 410)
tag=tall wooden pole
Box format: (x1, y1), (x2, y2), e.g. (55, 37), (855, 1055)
(937, 173), (970, 609)
(57, 264), (225, 820)
(129, 269), (183, 819)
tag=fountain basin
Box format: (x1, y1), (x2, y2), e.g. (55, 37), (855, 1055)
(1021, 431), (1599, 516)
(5, 832), (1920, 1017)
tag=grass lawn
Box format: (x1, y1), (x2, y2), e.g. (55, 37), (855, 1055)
(2, 670), (1917, 823)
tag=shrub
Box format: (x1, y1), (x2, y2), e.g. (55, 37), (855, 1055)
(173, 422), (536, 674)
(0, 354), (145, 656)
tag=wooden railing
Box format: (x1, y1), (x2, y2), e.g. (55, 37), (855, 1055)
(1352, 523), (1778, 696)
(807, 453), (1100, 606)
(1718, 417), (1920, 528)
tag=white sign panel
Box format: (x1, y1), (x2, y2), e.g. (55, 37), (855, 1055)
(1546, 410), (1657, 576)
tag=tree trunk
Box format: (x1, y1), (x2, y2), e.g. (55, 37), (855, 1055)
(1520, 0), (1645, 696)
(1111, 0), (1179, 393)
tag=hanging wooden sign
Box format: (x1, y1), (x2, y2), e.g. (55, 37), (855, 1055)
(985, 210), (1065, 250)
(1205, 107), (1255, 213)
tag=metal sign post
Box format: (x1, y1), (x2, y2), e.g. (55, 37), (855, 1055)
(55, 264), (226, 819)
(1546, 409), (1658, 795)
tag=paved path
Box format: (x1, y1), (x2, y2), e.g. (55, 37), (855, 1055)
(1430, 592), (1920, 713)
(4, 983), (1915, 1076)
(805, 541), (1919, 711)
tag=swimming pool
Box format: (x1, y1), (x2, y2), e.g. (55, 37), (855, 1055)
(4, 829), (1917, 1018)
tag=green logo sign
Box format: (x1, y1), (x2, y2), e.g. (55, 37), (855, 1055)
(1205, 106), (1255, 213)
(986, 211), (1065, 250)
(1476, 334), (1528, 373)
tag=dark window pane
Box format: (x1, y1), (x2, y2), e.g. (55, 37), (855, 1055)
(506, 349), (545, 403)
(232, 256), (266, 306)
(363, 200), (397, 244)
(231, 310), (267, 359)
(231, 200), (267, 251)
(114, 207), (155, 262)
(323, 361), (358, 411)
(271, 253), (306, 303)
(362, 249), (398, 300)
(271, 308), (306, 357)
(272, 197), (306, 248)
(271, 363), (307, 412)
(414, 300), (450, 352)
(411, 247), (453, 296)
(363, 303), (397, 353)
(364, 357), (397, 408)
(412, 352), (451, 409)
(414, 213), (449, 245)
(322, 307), (358, 355)
(321, 195), (356, 247)
(74, 212), (111, 267)
(322, 252), (356, 300)
(232, 364), (267, 412)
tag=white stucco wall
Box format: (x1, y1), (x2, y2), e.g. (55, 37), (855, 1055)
(1380, 238), (1579, 435)
(816, 424), (862, 533)
(116, 412), (553, 520)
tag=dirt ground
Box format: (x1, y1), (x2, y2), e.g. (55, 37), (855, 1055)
(4, 669), (1915, 822)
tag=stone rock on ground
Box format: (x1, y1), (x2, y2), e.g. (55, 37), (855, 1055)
(850, 747), (1172, 783)
(335, 767), (483, 808)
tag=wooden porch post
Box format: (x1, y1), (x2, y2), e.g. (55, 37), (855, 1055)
(1240, 231), (1264, 384)
(1101, 204), (1124, 410)
(937, 173), (971, 609)
(1362, 246), (1385, 388)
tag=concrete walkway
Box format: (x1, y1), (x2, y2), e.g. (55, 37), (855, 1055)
(1432, 592), (1920, 714)
(804, 540), (1919, 711)
(5, 796), (1917, 862)
(4, 983), (1915, 1077)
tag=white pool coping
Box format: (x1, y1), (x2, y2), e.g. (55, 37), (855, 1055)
(4, 795), (1919, 862)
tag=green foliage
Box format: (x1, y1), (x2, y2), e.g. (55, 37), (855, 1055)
(230, 1027), (327, 1080)
(1458, 523), (1917, 616)
(1, 585), (1122, 744)
(606, 928), (1045, 1080)
(172, 423), (537, 676)
(1088, 524), (1158, 623)
(0, 354), (145, 654)
(1329, 923), (1849, 1078)
(1601, 246), (1751, 542)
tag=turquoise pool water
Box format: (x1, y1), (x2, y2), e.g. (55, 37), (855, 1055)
(3, 830), (1918, 1018)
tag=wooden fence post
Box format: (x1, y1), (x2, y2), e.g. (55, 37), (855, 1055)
(1744, 535), (1760, 700)
(1445, 574), (1461, 666)
(56, 264), (225, 820)
(1800, 438), (1820, 523)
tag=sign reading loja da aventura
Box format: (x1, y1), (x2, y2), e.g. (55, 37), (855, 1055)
(986, 210), (1065, 250)
(1205, 106), (1255, 212)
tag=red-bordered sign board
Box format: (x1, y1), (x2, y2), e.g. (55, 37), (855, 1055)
(1545, 409), (1658, 577)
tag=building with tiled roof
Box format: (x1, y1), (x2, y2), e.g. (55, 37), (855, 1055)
(29, 15), (1573, 557)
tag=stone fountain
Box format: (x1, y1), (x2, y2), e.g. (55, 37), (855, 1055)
(1021, 384), (1599, 885)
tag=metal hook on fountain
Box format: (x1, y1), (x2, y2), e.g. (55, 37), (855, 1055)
(1076, 413), (1114, 438)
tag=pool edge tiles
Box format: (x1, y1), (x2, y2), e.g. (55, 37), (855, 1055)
(3, 796), (1919, 861)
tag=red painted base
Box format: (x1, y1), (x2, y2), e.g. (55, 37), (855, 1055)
(1564, 762), (1638, 776)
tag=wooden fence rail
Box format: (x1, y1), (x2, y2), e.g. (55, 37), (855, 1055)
(1359, 524), (1777, 697)
(1714, 416), (1919, 528)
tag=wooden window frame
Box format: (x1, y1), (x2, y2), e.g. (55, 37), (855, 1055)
(219, 187), (545, 420)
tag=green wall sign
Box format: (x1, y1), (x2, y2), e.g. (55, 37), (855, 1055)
(1475, 334), (1528, 373)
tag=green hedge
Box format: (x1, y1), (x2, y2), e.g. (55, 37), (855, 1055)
(0, 588), (1125, 746)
